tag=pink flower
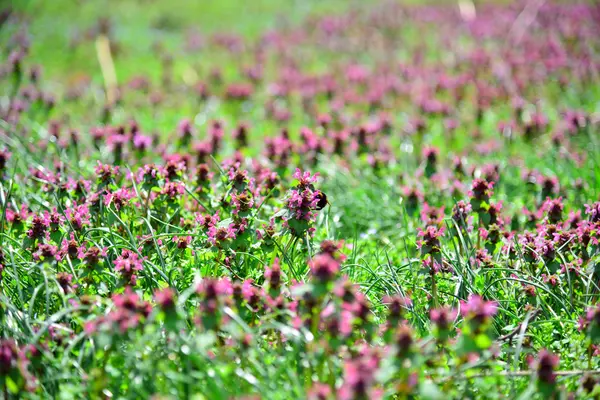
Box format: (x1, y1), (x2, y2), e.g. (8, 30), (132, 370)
(309, 254), (340, 283)
(460, 295), (497, 323)
(114, 249), (145, 286)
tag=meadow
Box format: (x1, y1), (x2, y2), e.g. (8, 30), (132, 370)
(1, 0), (600, 398)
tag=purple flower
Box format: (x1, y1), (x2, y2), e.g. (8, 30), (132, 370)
(430, 306), (458, 330)
(33, 243), (60, 261)
(231, 190), (254, 215)
(460, 295), (497, 324)
(416, 226), (445, 255)
(161, 181), (186, 199)
(264, 258), (282, 290)
(60, 233), (85, 259)
(469, 179), (494, 203)
(309, 254), (340, 283)
(104, 187), (135, 210)
(207, 223), (237, 247)
(383, 294), (412, 322)
(585, 202), (600, 223)
(172, 235), (192, 249)
(154, 287), (176, 310)
(543, 197), (564, 224)
(531, 349), (559, 384)
(94, 161), (119, 182)
(293, 168), (319, 189)
(65, 203), (91, 230)
(27, 213), (49, 239)
(114, 249), (145, 286)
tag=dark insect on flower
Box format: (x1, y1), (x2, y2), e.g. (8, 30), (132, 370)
(315, 191), (328, 210)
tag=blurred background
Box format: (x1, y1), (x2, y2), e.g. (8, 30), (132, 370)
(3, 0), (365, 81)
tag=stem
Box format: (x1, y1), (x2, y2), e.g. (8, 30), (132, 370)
(431, 272), (439, 309)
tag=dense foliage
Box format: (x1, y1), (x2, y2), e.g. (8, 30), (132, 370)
(1, 1), (600, 398)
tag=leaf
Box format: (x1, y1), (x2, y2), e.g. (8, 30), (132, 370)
(475, 333), (492, 349)
(516, 383), (536, 400)
(5, 376), (19, 394)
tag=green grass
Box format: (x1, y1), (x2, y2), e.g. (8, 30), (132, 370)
(1, 0), (600, 398)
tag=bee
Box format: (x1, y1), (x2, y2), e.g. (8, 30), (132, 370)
(315, 191), (328, 210)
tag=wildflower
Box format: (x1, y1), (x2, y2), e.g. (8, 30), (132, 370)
(136, 164), (164, 187)
(114, 249), (144, 286)
(0, 339), (19, 376)
(81, 246), (107, 267)
(422, 146), (439, 177)
(580, 305), (600, 341)
(422, 257), (443, 275)
(309, 254), (340, 283)
(293, 168), (319, 189)
(485, 201), (503, 226)
(264, 258), (282, 291)
(161, 180), (186, 200)
(338, 354), (382, 400)
(231, 190), (254, 215)
(421, 203), (445, 225)
(395, 324), (414, 357)
(94, 161), (119, 183)
(233, 123), (249, 148)
(133, 133), (152, 151)
(56, 272), (76, 293)
(460, 295), (497, 324)
(417, 226), (445, 255)
(65, 203), (91, 230)
(283, 169), (322, 237)
(540, 176), (559, 199)
(383, 295), (412, 324)
(308, 383), (332, 400)
(585, 202), (600, 223)
(172, 235), (192, 249)
(164, 159), (186, 180)
(6, 205), (29, 225)
(470, 178), (494, 200)
(430, 306), (458, 331)
(27, 213), (49, 239)
(177, 118), (193, 145)
(154, 287), (176, 311)
(536, 239), (556, 264)
(108, 287), (152, 333)
(318, 240), (347, 261)
(207, 223), (238, 247)
(228, 167), (249, 188)
(195, 163), (212, 187)
(402, 186), (424, 214)
(542, 274), (559, 287)
(60, 233), (85, 259)
(196, 278), (233, 314)
(196, 212), (219, 230)
(33, 243), (59, 261)
(103, 187), (135, 210)
(531, 349), (559, 385)
(543, 197), (564, 223)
